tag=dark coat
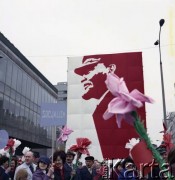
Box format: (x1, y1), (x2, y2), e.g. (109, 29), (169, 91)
(64, 163), (77, 180)
(32, 169), (50, 180)
(54, 165), (75, 180)
(118, 168), (137, 180)
(76, 166), (97, 180)
(0, 166), (10, 180)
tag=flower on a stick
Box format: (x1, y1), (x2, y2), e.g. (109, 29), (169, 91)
(69, 138), (91, 156)
(103, 73), (154, 127)
(57, 125), (73, 142)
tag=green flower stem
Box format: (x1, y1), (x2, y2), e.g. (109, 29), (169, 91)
(132, 111), (171, 179)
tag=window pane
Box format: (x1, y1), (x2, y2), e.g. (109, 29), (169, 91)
(3, 95), (10, 110)
(10, 89), (16, 100)
(26, 76), (31, 99)
(31, 80), (35, 102)
(15, 102), (20, 116)
(9, 99), (15, 114)
(21, 73), (27, 96)
(34, 83), (39, 104)
(0, 82), (5, 93)
(4, 85), (10, 96)
(0, 58), (7, 83)
(5, 60), (12, 86)
(16, 92), (21, 103)
(0, 93), (3, 109)
(16, 68), (22, 93)
(11, 64), (18, 90)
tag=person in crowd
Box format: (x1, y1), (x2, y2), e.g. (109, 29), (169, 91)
(9, 156), (18, 180)
(147, 146), (167, 179)
(33, 152), (40, 166)
(77, 162), (83, 169)
(64, 150), (76, 179)
(93, 161), (107, 180)
(167, 146), (175, 177)
(14, 151), (37, 180)
(118, 157), (137, 180)
(76, 156), (97, 180)
(53, 150), (73, 180)
(32, 156), (54, 180)
(110, 159), (123, 179)
(0, 155), (11, 180)
(15, 168), (28, 180)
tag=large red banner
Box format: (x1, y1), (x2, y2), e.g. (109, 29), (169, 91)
(67, 52), (146, 159)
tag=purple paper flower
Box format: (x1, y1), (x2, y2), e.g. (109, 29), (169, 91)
(57, 125), (73, 142)
(103, 73), (154, 127)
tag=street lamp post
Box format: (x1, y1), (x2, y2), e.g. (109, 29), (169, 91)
(154, 19), (167, 125)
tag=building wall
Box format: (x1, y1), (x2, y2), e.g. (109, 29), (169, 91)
(55, 82), (67, 101)
(0, 33), (58, 154)
(55, 82), (67, 150)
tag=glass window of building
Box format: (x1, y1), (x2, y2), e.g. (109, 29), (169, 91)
(16, 68), (22, 93)
(0, 82), (5, 93)
(11, 64), (18, 90)
(0, 93), (3, 109)
(9, 99), (15, 115)
(0, 57), (7, 83)
(5, 59), (13, 86)
(15, 102), (20, 116)
(31, 79), (35, 102)
(21, 72), (27, 97)
(35, 83), (39, 104)
(3, 95), (10, 110)
(26, 75), (31, 99)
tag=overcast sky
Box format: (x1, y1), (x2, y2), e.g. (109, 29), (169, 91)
(1, 0), (175, 144)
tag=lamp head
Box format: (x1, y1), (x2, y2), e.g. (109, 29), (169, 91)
(154, 40), (159, 45)
(159, 19), (165, 27)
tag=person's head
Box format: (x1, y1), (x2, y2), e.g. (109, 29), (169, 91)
(10, 156), (18, 170)
(0, 156), (9, 169)
(15, 168), (28, 180)
(85, 156), (94, 168)
(66, 150), (75, 164)
(53, 150), (66, 168)
(168, 146), (175, 165)
(74, 55), (116, 100)
(24, 151), (34, 165)
(122, 157), (135, 170)
(77, 161), (83, 169)
(93, 159), (101, 169)
(167, 146), (175, 176)
(33, 151), (40, 165)
(157, 146), (167, 161)
(37, 156), (51, 170)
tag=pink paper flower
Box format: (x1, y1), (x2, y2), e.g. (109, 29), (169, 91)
(103, 73), (154, 127)
(57, 125), (73, 142)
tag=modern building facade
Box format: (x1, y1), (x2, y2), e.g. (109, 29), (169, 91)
(55, 82), (67, 101)
(0, 32), (58, 154)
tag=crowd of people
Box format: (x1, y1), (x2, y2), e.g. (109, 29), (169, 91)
(0, 144), (175, 180)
